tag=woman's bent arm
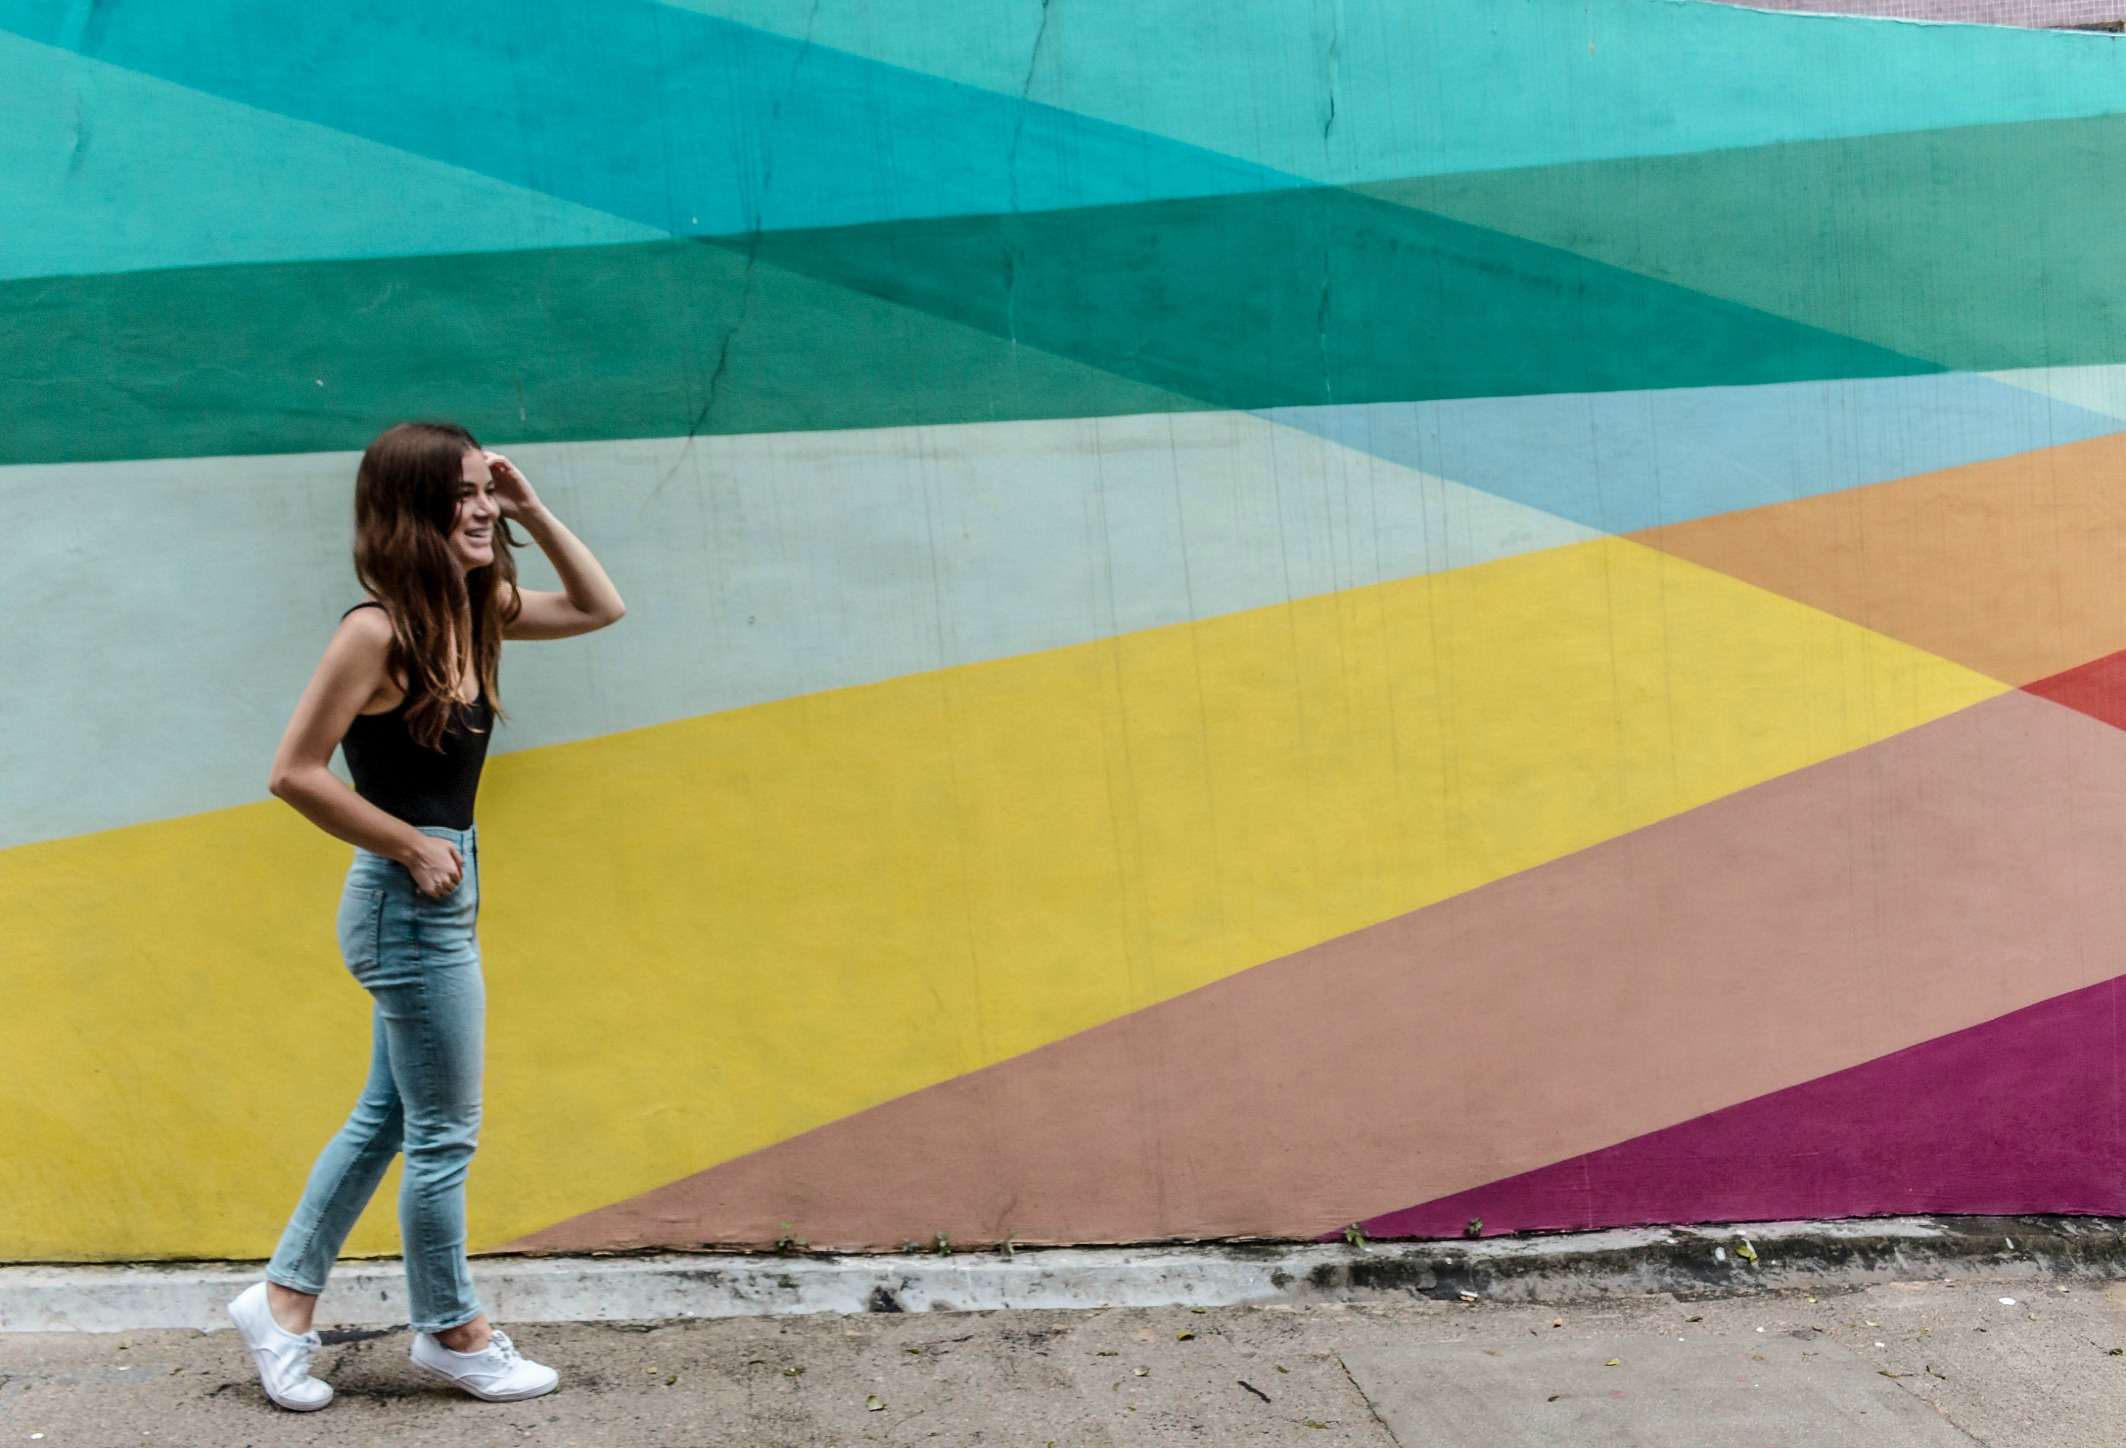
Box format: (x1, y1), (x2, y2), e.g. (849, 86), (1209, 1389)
(266, 608), (434, 866)
(510, 507), (626, 638)
(485, 451), (626, 640)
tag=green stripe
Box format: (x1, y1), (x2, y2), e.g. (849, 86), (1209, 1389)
(0, 242), (1193, 467)
(2, 182), (1934, 467)
(1372, 112), (2126, 374)
(728, 183), (1935, 416)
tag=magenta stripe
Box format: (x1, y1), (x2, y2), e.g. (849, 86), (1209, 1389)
(1353, 975), (2126, 1240)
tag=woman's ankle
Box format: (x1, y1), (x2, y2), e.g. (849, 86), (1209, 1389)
(435, 1316), (491, 1352)
(264, 1280), (317, 1335)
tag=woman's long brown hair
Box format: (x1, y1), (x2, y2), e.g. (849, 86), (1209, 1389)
(352, 421), (523, 750)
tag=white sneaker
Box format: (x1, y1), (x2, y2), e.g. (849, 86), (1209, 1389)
(410, 1326), (559, 1401)
(225, 1281), (333, 1412)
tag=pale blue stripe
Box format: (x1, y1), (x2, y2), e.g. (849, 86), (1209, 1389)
(1261, 373), (2125, 535)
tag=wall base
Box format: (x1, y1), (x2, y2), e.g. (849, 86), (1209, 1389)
(8, 1216), (2125, 1334)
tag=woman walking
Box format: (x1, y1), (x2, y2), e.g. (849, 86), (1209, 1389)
(226, 422), (625, 1410)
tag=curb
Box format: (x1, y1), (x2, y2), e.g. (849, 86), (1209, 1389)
(7, 1215), (2124, 1334)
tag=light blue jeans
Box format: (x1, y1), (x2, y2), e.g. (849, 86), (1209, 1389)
(266, 824), (485, 1334)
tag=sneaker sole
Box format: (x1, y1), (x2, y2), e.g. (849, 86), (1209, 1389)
(226, 1302), (332, 1413)
(411, 1355), (560, 1402)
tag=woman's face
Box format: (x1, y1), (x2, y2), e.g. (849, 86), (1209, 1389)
(447, 448), (500, 572)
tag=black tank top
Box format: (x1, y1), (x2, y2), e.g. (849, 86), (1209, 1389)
(337, 600), (494, 828)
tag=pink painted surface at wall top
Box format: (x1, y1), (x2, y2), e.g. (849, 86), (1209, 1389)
(1709, 0), (2126, 25)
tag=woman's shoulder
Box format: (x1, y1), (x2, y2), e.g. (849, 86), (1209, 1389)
(328, 601), (400, 712)
(337, 598), (394, 636)
(333, 599), (396, 659)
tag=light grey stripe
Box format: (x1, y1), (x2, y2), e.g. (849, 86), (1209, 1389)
(0, 416), (1590, 850)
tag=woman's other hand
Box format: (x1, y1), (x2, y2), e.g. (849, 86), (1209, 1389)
(403, 836), (465, 898)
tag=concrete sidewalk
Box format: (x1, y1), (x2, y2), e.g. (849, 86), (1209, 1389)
(6, 1275), (2124, 1446)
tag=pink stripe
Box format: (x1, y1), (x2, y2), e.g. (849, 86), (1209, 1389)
(511, 692), (2126, 1251)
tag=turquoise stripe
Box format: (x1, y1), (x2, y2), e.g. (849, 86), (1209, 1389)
(662, 0), (2126, 184)
(0, 31), (661, 281)
(0, 418), (1592, 849)
(0, 0), (1285, 256)
(13, 0), (2118, 284)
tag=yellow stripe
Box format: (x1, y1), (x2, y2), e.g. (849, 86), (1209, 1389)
(0, 537), (2004, 1258)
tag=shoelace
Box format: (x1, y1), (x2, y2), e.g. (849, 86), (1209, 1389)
(486, 1329), (522, 1365)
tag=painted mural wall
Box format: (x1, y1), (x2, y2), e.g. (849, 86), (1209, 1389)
(8, 0), (2126, 1267)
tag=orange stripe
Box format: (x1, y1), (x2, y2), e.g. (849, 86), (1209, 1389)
(1633, 432), (2126, 686)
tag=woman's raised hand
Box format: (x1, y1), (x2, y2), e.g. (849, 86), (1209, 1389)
(483, 451), (545, 522)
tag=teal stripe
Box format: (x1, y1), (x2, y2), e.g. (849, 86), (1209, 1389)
(727, 183), (1938, 418)
(664, 0), (2126, 184)
(0, 179), (1935, 469)
(0, 31), (661, 281)
(0, 0), (1284, 256)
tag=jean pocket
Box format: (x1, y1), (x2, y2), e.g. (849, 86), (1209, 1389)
(336, 884), (387, 974)
(409, 873), (478, 945)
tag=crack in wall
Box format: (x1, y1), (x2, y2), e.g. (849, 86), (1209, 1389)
(1322, 0), (1342, 142)
(636, 0), (819, 505)
(65, 96), (89, 177)
(647, 231), (760, 506)
(1006, 0), (1056, 217)
(999, 0), (1056, 350)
